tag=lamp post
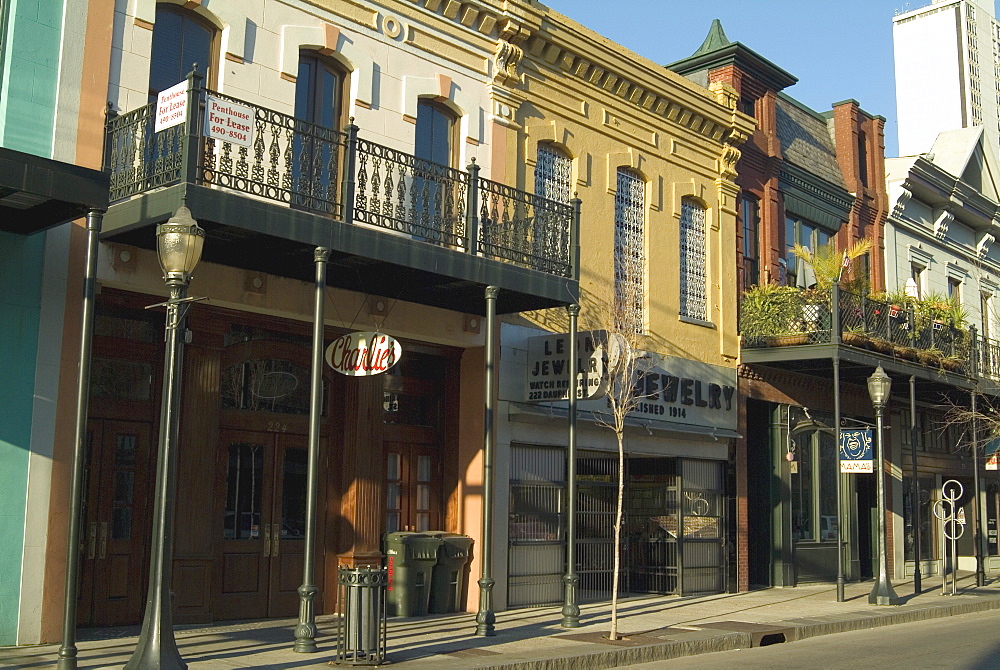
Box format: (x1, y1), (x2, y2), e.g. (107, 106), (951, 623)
(867, 366), (900, 606)
(125, 206), (204, 670)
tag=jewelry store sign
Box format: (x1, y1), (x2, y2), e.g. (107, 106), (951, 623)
(525, 332), (606, 401)
(579, 354), (738, 433)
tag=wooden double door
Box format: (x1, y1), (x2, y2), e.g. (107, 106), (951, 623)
(78, 419), (154, 626)
(214, 430), (312, 620)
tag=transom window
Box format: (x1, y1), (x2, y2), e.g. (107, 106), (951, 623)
(680, 198), (708, 321)
(614, 168), (645, 334)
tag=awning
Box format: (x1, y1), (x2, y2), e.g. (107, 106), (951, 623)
(508, 401), (742, 441)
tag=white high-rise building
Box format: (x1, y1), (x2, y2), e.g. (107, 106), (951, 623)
(893, 0), (1000, 156)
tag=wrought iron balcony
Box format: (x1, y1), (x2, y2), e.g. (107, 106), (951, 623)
(104, 76), (577, 282)
(738, 284), (997, 379)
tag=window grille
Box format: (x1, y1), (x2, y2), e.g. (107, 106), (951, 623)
(680, 198), (707, 321)
(534, 144), (572, 204)
(614, 169), (645, 334)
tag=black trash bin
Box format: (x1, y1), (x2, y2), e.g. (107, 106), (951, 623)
(426, 532), (474, 614)
(335, 565), (387, 666)
(383, 531), (441, 617)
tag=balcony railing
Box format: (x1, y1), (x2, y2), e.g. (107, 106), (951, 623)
(739, 284), (1000, 381)
(105, 73), (577, 280)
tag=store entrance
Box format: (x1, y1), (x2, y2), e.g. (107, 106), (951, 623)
(213, 430), (310, 620)
(77, 419), (155, 626)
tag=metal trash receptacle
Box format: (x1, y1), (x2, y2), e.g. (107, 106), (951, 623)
(335, 565), (387, 666)
(383, 531), (442, 617)
(426, 532), (474, 614)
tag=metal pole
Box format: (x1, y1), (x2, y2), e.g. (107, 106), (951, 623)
(910, 376), (921, 594)
(834, 357), (844, 602)
(476, 286), (498, 636)
(125, 280), (191, 670)
(56, 209), (104, 670)
(294, 247), (329, 652)
(869, 391), (900, 606)
(561, 304), (581, 628)
(972, 390), (985, 586)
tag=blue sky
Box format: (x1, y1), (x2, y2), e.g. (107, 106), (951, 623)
(541, 0), (992, 158)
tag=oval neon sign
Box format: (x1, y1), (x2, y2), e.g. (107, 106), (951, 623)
(325, 331), (402, 376)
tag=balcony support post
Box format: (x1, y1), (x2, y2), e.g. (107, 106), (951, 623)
(467, 160), (481, 257)
(343, 121), (359, 225)
(476, 285), (499, 637)
(570, 198), (582, 282)
(834, 355), (844, 602)
(181, 66), (204, 186)
(294, 247), (330, 653)
(831, 283), (841, 344)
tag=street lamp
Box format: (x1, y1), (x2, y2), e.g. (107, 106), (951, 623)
(867, 366), (900, 606)
(125, 206), (204, 670)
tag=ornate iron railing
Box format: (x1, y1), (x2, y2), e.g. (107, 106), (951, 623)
(741, 285), (977, 376)
(105, 76), (578, 280)
(353, 138), (467, 247)
(199, 91), (345, 217)
(107, 103), (185, 201)
(478, 178), (574, 278)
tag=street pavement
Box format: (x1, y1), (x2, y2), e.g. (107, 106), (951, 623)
(3, 572), (1000, 669)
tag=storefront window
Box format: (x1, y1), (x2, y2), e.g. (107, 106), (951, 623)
(789, 406), (838, 543)
(903, 476), (934, 561)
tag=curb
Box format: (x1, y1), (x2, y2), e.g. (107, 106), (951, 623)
(477, 595), (1000, 670)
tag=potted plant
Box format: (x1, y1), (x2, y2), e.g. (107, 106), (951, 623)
(740, 283), (802, 346)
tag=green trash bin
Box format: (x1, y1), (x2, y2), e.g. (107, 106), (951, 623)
(383, 531), (441, 617)
(426, 532), (474, 614)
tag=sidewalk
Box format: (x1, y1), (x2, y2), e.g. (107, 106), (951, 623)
(5, 573), (1000, 669)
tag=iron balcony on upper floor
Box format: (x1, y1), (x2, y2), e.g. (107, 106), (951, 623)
(101, 74), (579, 315)
(740, 283), (1000, 396)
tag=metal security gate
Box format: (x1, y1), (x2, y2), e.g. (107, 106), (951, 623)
(508, 445), (565, 607)
(508, 448), (725, 607)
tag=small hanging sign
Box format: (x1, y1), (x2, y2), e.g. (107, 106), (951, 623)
(839, 428), (873, 473)
(325, 331), (402, 376)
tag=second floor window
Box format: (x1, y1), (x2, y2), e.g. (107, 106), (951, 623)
(785, 216), (833, 288)
(614, 168), (645, 334)
(534, 144), (572, 204)
(414, 100), (456, 167)
(680, 198), (708, 321)
(294, 53), (344, 130)
(149, 5), (216, 100)
(741, 194), (760, 290)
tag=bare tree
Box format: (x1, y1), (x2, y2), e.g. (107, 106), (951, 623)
(585, 221), (657, 641)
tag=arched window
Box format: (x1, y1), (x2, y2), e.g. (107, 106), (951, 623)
(680, 197), (708, 321)
(534, 143), (572, 204)
(414, 99), (456, 167)
(148, 4), (216, 99)
(294, 52), (345, 130)
(614, 168), (645, 334)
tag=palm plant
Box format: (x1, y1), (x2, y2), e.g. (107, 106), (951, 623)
(791, 238), (873, 292)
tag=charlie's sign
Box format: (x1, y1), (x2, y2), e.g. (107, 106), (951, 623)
(325, 332), (401, 376)
(525, 332), (606, 401)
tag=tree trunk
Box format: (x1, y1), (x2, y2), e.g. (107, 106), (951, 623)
(609, 428), (625, 640)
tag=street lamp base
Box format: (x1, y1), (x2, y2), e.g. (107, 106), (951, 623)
(868, 580), (901, 606)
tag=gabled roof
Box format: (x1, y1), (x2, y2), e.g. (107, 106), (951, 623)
(667, 19), (798, 92)
(926, 127), (1000, 202)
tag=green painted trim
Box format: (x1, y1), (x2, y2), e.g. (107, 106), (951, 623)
(0, 230), (45, 645)
(0, 0), (64, 157)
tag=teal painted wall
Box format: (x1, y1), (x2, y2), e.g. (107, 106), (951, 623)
(0, 231), (45, 645)
(0, 0), (63, 157)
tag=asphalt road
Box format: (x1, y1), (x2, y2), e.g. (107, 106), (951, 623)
(628, 609), (1000, 669)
